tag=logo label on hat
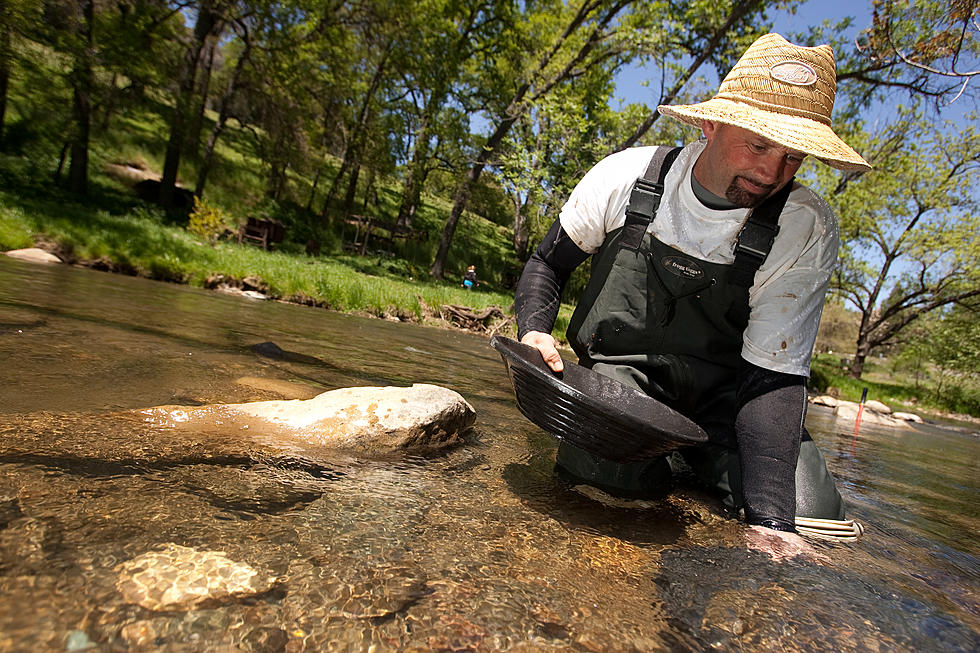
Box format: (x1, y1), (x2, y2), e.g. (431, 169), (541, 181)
(770, 61), (818, 86)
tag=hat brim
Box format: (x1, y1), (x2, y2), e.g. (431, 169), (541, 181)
(659, 98), (871, 172)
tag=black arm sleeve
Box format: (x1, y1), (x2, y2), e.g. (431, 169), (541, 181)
(735, 359), (808, 532)
(514, 219), (590, 340)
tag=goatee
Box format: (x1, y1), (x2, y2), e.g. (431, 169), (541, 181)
(725, 176), (777, 208)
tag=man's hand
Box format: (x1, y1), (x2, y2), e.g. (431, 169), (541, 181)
(745, 525), (829, 564)
(520, 331), (564, 373)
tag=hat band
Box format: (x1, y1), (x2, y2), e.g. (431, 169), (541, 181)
(714, 92), (832, 126)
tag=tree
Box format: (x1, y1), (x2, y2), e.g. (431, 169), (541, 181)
(818, 104), (980, 378)
(0, 0), (34, 150)
(922, 304), (980, 402)
(859, 0), (980, 105)
(64, 0), (95, 194)
(429, 0), (642, 279)
(500, 64), (622, 261)
(615, 0), (786, 150)
(159, 0), (231, 209)
(392, 0), (508, 229)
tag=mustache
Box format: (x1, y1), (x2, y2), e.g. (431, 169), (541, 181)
(734, 175), (778, 194)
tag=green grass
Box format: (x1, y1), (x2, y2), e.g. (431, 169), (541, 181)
(810, 354), (980, 418)
(0, 181), (519, 326)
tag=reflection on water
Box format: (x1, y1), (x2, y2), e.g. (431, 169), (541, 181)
(0, 257), (977, 651)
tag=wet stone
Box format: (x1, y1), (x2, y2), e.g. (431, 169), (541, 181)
(115, 543), (279, 611)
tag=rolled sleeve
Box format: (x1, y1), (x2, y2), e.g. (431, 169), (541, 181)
(742, 189), (840, 377)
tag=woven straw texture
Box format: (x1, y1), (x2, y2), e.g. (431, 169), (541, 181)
(659, 33), (871, 172)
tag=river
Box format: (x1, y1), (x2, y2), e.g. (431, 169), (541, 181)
(0, 257), (977, 652)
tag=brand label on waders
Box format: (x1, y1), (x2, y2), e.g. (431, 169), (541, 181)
(661, 255), (705, 279)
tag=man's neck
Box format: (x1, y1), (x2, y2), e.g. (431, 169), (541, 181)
(691, 171), (737, 210)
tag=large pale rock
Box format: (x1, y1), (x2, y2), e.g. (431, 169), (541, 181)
(833, 401), (910, 428)
(115, 543), (279, 611)
(865, 399), (892, 414)
(810, 395), (840, 408)
(143, 383), (475, 454)
(892, 411), (923, 423)
(5, 248), (61, 264)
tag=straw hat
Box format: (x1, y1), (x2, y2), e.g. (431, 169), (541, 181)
(658, 33), (871, 172)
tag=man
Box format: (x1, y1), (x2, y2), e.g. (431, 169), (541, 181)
(514, 34), (870, 539)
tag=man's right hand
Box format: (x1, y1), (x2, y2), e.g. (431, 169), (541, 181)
(520, 331), (564, 373)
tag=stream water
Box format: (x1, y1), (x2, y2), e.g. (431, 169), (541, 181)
(0, 256), (977, 652)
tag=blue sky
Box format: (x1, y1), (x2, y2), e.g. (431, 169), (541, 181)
(612, 0), (874, 107)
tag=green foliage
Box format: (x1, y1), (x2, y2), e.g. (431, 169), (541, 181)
(187, 197), (230, 246)
(0, 201), (34, 250)
(811, 350), (980, 417)
(812, 103), (980, 376)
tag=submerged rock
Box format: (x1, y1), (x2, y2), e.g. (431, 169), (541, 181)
(115, 543), (278, 611)
(233, 376), (322, 400)
(142, 383), (476, 454)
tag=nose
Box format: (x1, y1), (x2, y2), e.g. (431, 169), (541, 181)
(756, 152), (787, 184)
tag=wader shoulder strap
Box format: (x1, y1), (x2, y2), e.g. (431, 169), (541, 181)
(730, 178), (794, 287)
(620, 146), (683, 251)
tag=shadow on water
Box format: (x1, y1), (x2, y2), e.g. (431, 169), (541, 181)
(0, 257), (978, 652)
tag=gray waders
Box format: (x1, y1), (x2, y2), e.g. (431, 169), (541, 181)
(559, 147), (844, 521)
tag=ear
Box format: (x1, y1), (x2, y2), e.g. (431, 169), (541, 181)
(701, 119), (719, 140)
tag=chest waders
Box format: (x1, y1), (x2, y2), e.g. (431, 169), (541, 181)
(557, 147), (845, 522)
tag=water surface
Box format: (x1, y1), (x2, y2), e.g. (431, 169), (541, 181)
(0, 257), (977, 652)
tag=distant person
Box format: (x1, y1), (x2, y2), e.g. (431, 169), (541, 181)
(461, 265), (479, 290)
(513, 33), (870, 546)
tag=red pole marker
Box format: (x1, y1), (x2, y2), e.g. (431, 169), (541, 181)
(853, 387), (869, 437)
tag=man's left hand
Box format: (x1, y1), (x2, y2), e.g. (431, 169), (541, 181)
(745, 525), (829, 564)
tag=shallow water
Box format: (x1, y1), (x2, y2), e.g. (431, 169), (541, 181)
(0, 257), (977, 652)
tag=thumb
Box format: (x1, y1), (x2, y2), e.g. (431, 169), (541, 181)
(542, 346), (564, 373)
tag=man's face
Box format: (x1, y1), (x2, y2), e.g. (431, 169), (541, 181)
(693, 121), (806, 208)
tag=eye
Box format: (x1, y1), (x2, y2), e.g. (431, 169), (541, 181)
(787, 153), (806, 165)
(749, 142), (767, 153)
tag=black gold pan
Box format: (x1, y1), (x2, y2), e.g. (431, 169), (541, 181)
(490, 336), (708, 463)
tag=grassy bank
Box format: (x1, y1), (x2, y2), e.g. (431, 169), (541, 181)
(810, 354), (980, 423)
(0, 182), (535, 331)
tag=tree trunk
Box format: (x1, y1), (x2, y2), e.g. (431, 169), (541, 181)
(55, 140), (69, 183)
(67, 0), (95, 195)
(160, 1), (218, 209)
(323, 44), (390, 220)
(849, 340), (871, 379)
(0, 1), (11, 150)
(67, 82), (91, 194)
(430, 112), (518, 278)
(512, 193), (532, 261)
(306, 165), (322, 211)
(187, 36), (217, 159)
(195, 24), (253, 197)
(396, 97), (441, 228)
(195, 111), (229, 197)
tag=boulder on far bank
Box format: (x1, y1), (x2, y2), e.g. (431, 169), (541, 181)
(5, 248), (62, 264)
(865, 399), (891, 414)
(892, 411), (924, 423)
(141, 383), (476, 455)
(832, 401), (912, 428)
(811, 394), (921, 427)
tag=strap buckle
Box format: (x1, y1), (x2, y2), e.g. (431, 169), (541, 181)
(624, 178), (663, 221)
(734, 216), (780, 262)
